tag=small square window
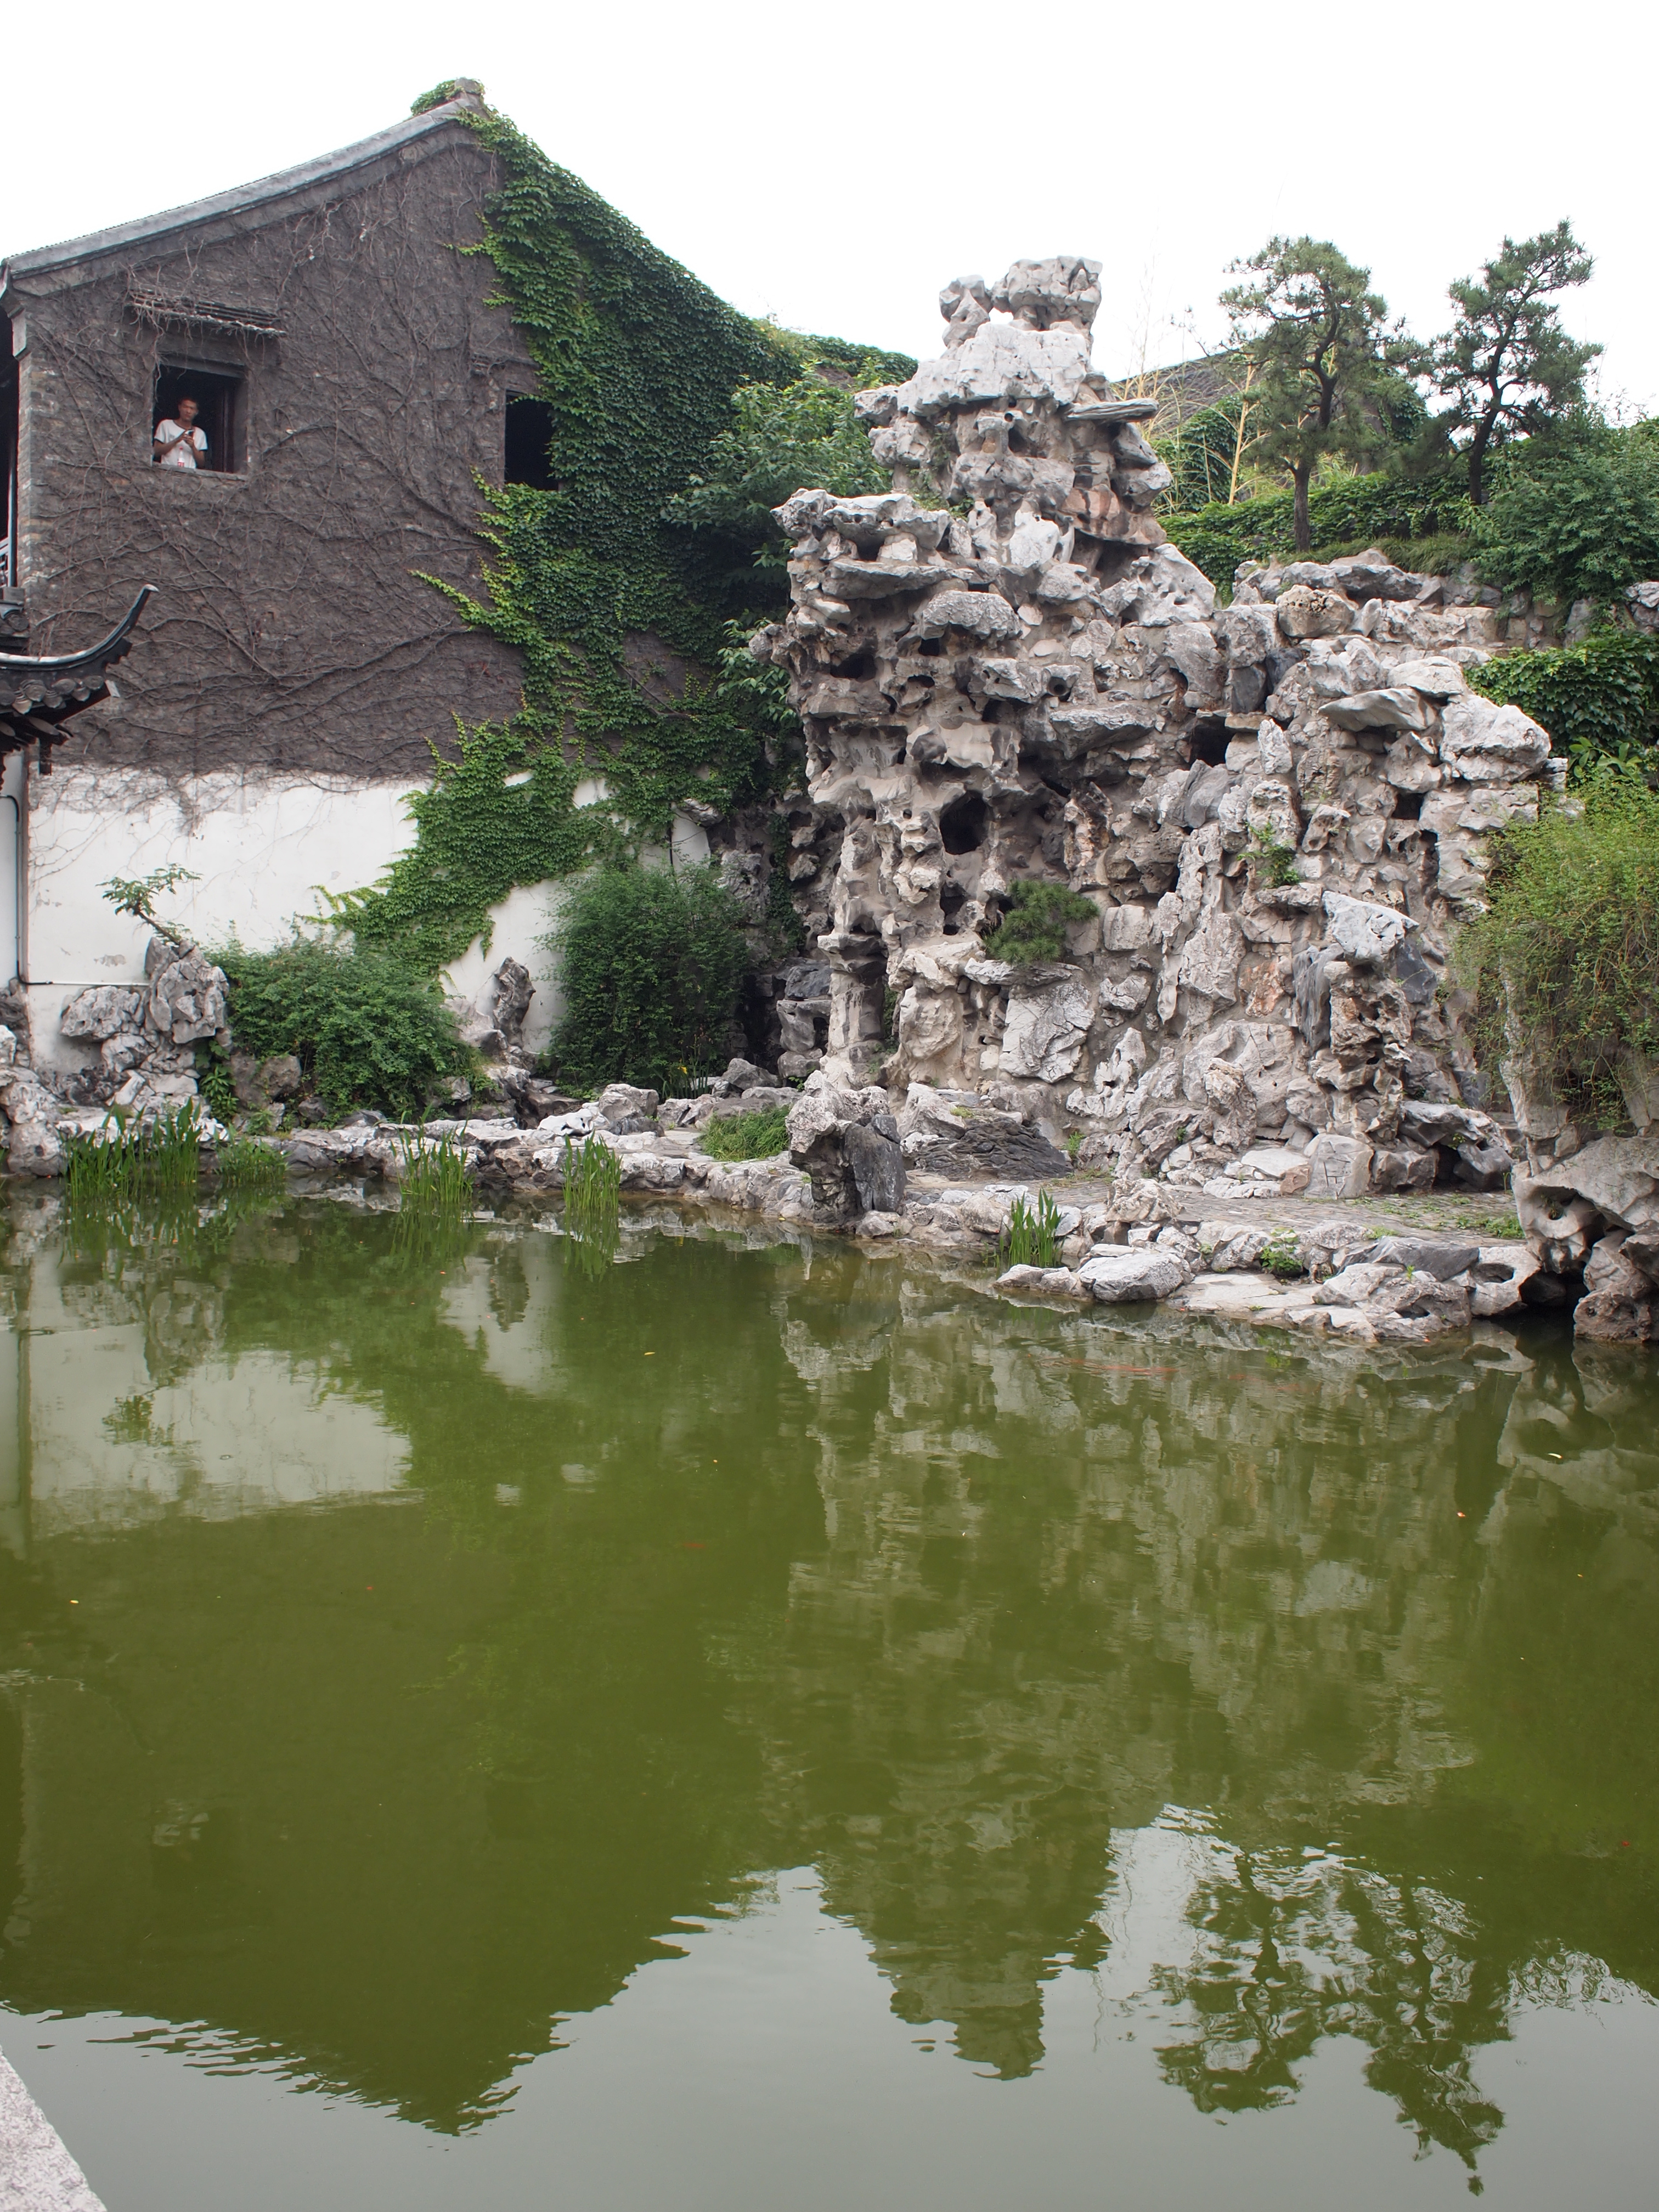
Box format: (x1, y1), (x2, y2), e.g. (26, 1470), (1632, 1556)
(153, 365), (243, 475)
(504, 393), (555, 489)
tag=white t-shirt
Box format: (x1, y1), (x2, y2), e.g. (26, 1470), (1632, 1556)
(155, 419), (207, 470)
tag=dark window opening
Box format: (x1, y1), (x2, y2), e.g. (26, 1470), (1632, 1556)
(505, 393), (556, 489)
(154, 365), (242, 474)
(1187, 721), (1229, 766)
(1391, 787), (1424, 820)
(940, 879), (967, 934)
(832, 650), (876, 679)
(913, 638), (943, 658)
(940, 791), (989, 854)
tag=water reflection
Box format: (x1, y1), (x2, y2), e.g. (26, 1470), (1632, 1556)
(0, 1192), (1653, 2181)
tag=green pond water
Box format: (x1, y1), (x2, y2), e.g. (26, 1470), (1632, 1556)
(0, 1189), (1656, 2211)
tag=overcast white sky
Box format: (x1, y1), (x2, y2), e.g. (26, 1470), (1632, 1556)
(7, 0), (1651, 411)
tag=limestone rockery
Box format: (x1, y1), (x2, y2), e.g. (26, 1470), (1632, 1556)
(749, 256), (1555, 1207)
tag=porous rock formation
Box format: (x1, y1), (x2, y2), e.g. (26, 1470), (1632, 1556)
(752, 257), (1560, 1215)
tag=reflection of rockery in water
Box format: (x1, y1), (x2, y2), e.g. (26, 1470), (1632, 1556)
(760, 1258), (1654, 2114)
(753, 257), (1555, 1206)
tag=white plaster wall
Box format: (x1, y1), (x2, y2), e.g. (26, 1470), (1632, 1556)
(22, 764), (715, 1073)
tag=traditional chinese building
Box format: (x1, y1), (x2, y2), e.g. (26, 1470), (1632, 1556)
(0, 83), (550, 1059)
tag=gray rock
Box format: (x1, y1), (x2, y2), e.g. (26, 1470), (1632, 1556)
(596, 1082), (659, 1129)
(1467, 1243), (1541, 1317)
(1275, 585), (1356, 641)
(783, 960), (832, 999)
(1373, 1236), (1482, 1279)
(1304, 1132), (1372, 1198)
(1323, 891), (1415, 966)
(1324, 687), (1435, 734)
(59, 985), (144, 1041)
(1369, 1144), (1437, 1193)
(259, 1052), (303, 1101)
(1078, 1248), (1190, 1304)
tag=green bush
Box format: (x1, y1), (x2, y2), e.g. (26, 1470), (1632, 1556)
(699, 1106), (789, 1161)
(1455, 766), (1659, 1126)
(984, 882), (1099, 966)
(548, 863), (750, 1094)
(1472, 420), (1659, 606)
(214, 940), (472, 1119)
(1469, 629), (1659, 776)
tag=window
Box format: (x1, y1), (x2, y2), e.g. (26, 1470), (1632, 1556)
(153, 365), (242, 475)
(504, 393), (555, 489)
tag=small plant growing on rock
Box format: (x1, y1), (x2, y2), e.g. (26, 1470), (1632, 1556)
(1246, 828), (1301, 887)
(983, 882), (1099, 966)
(101, 864), (199, 943)
(1259, 1229), (1305, 1279)
(998, 1189), (1064, 1269)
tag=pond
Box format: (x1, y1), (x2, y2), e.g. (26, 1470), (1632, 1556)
(0, 1190), (1655, 2211)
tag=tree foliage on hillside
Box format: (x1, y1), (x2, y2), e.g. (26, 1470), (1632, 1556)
(1431, 223), (1600, 506)
(1221, 238), (1401, 553)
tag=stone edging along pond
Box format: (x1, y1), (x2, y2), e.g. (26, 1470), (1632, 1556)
(253, 1103), (1542, 1355)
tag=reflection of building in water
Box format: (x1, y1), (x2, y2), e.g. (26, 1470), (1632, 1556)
(0, 1205), (407, 1546)
(0, 1209), (1654, 2161)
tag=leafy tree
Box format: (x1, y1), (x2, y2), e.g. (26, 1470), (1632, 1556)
(548, 862), (751, 1093)
(668, 376), (890, 567)
(1431, 222), (1600, 506)
(1221, 239), (1396, 554)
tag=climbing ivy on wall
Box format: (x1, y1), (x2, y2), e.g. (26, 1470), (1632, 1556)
(335, 88), (912, 973)
(1468, 628), (1659, 778)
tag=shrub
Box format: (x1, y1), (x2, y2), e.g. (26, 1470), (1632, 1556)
(1455, 766), (1659, 1127)
(700, 1106), (789, 1161)
(983, 882), (1099, 966)
(548, 862), (750, 1094)
(1473, 420), (1659, 606)
(1468, 629), (1659, 777)
(213, 939), (472, 1119)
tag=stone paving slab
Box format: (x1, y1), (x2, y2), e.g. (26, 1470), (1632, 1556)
(0, 2051), (105, 2212)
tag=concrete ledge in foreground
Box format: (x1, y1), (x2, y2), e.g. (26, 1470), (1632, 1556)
(0, 2051), (105, 2212)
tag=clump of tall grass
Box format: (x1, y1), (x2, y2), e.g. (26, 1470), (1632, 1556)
(61, 1102), (202, 1201)
(997, 1189), (1064, 1270)
(215, 1136), (287, 1193)
(562, 1133), (622, 1274)
(397, 1130), (473, 1207)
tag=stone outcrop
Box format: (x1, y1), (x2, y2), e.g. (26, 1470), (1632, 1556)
(1513, 1131), (1659, 1341)
(53, 935), (230, 1112)
(749, 257), (1560, 1213)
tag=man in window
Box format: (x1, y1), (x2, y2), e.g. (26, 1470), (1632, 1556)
(153, 394), (207, 470)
